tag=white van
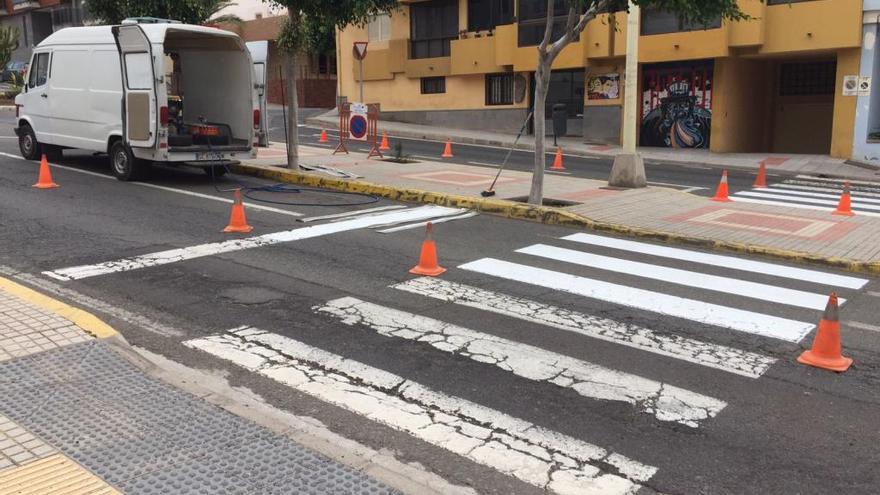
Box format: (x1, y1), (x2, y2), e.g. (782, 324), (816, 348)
(14, 21), (259, 180)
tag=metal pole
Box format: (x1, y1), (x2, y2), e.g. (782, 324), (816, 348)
(621, 1), (640, 153)
(358, 59), (365, 103)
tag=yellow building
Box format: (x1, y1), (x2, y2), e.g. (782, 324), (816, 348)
(338, 0), (862, 158)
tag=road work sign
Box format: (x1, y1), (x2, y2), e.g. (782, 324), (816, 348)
(349, 103), (369, 141)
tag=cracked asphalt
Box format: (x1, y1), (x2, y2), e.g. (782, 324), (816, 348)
(1, 109), (879, 494)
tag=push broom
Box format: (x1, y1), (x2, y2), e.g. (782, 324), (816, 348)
(481, 111), (534, 197)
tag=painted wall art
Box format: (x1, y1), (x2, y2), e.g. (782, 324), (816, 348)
(640, 62), (713, 148)
(587, 73), (620, 100)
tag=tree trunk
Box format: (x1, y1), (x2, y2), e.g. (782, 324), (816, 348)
(285, 11), (300, 170)
(529, 56), (551, 206)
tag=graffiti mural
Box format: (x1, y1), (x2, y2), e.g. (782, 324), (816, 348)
(640, 62), (713, 148)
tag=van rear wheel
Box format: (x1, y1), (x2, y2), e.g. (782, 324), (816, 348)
(110, 141), (143, 181)
(18, 124), (41, 161)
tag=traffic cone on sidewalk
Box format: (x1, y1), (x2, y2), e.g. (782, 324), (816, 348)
(379, 131), (390, 151)
(441, 139), (454, 158)
(797, 293), (852, 372)
(409, 223), (446, 277)
(833, 182), (855, 216)
(319, 129), (329, 143)
(550, 147), (565, 171)
(711, 170), (731, 202)
(223, 189), (253, 233)
(754, 161), (768, 188)
(32, 154), (59, 189)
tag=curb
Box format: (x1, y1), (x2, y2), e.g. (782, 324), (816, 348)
(232, 162), (880, 274)
(0, 276), (118, 338)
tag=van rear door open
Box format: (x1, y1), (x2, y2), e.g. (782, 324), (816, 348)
(112, 25), (157, 149)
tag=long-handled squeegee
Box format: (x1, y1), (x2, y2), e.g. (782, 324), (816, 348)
(481, 111), (534, 198)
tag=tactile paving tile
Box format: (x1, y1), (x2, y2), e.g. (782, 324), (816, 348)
(0, 292), (91, 362)
(0, 341), (401, 494)
(0, 413), (55, 470)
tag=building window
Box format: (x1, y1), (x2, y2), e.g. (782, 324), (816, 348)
(367, 13), (391, 42)
(421, 77), (446, 94)
(517, 0), (582, 47)
(317, 54), (337, 75)
(468, 0), (514, 32)
(641, 9), (721, 35)
(486, 73), (514, 105)
(779, 61), (836, 97)
(410, 0), (458, 59)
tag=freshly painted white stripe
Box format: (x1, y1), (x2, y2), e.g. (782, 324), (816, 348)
(186, 328), (655, 493)
(377, 211), (479, 234)
(735, 191), (880, 211)
(846, 321), (880, 333)
(393, 278), (775, 378)
(318, 297), (727, 427)
(298, 205), (407, 223)
(794, 175), (880, 187)
(728, 197), (880, 217)
(518, 244), (837, 310)
(759, 186), (880, 204)
(43, 205), (462, 281)
(459, 258), (815, 342)
(775, 183), (880, 199)
(562, 233), (868, 290)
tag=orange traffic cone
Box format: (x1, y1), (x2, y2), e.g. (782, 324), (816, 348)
(32, 154), (59, 189)
(549, 147), (565, 171)
(379, 131), (390, 151)
(223, 189), (253, 233)
(797, 293), (852, 372)
(833, 182), (855, 216)
(319, 129), (328, 143)
(754, 161), (768, 188)
(441, 139), (454, 158)
(711, 169), (731, 202)
(409, 223), (446, 277)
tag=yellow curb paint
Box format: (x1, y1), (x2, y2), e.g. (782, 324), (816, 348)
(0, 277), (117, 339)
(0, 454), (121, 495)
(232, 163), (880, 275)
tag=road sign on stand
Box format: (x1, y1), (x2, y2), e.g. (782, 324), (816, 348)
(349, 103), (369, 141)
(334, 102), (383, 159)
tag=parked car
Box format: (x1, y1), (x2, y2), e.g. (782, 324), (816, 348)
(14, 19), (259, 180)
(1, 61), (27, 82)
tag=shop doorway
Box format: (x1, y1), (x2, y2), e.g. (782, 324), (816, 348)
(770, 59), (835, 154)
(528, 69), (585, 136)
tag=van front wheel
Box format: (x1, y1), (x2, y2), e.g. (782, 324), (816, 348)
(110, 141), (143, 181)
(18, 124), (41, 161)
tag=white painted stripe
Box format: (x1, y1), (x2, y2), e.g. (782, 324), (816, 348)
(369, 208), (469, 229)
(735, 191), (880, 211)
(518, 244), (837, 310)
(647, 181), (698, 189)
(765, 186), (880, 203)
(298, 205), (407, 223)
(846, 320), (880, 333)
(0, 151), (305, 217)
(562, 233), (868, 290)
(794, 175), (880, 187)
(681, 187), (707, 193)
(43, 205), (462, 281)
(868, 291), (880, 298)
(393, 278), (775, 378)
(186, 328), (655, 493)
(728, 196), (880, 217)
(377, 211), (479, 234)
(776, 183), (880, 199)
(459, 258), (815, 342)
(467, 161), (500, 167)
(318, 297), (727, 427)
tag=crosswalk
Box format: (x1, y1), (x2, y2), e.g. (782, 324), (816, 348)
(731, 175), (880, 217)
(183, 231), (870, 493)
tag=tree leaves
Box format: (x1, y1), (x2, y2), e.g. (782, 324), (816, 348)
(85, 0), (241, 25)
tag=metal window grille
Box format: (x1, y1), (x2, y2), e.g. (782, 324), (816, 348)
(486, 73), (514, 105)
(420, 77), (446, 94)
(779, 61), (836, 97)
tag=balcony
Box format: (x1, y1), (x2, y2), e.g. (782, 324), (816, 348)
(450, 33), (505, 75)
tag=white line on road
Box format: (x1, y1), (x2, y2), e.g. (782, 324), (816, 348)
(868, 291), (880, 298)
(681, 187), (708, 193)
(393, 278), (775, 378)
(518, 244), (838, 310)
(646, 181), (699, 189)
(775, 183), (880, 199)
(298, 205), (407, 223)
(562, 233), (868, 290)
(735, 191), (880, 211)
(729, 196), (880, 217)
(318, 297), (726, 427)
(794, 175), (880, 187)
(185, 327), (656, 493)
(846, 321), (880, 332)
(43, 205), (462, 281)
(466, 161), (500, 167)
(459, 258), (815, 342)
(377, 211), (478, 234)
(754, 187), (880, 204)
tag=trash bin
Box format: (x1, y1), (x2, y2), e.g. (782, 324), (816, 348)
(552, 103), (568, 141)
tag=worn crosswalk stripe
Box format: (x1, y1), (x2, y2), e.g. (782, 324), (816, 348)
(734, 191), (880, 211)
(43, 205), (462, 281)
(562, 233), (868, 289)
(317, 297), (727, 427)
(377, 211), (479, 234)
(393, 278), (775, 378)
(753, 187), (880, 204)
(459, 258), (815, 342)
(518, 244), (836, 310)
(185, 327), (656, 494)
(297, 205), (407, 223)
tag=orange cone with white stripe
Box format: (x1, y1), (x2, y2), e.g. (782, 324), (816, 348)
(711, 169), (731, 202)
(550, 147), (565, 171)
(797, 293), (852, 372)
(379, 131), (390, 151)
(441, 139), (454, 158)
(409, 223), (446, 276)
(223, 189), (253, 233)
(833, 182), (855, 216)
(753, 161), (768, 188)
(319, 129), (329, 143)
(32, 154), (59, 189)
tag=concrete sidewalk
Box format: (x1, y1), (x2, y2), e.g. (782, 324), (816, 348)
(307, 112), (880, 181)
(0, 277), (400, 494)
(241, 143), (880, 269)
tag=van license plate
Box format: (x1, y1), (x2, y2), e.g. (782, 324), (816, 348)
(196, 151), (223, 161)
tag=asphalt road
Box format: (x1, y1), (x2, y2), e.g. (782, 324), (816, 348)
(2, 111), (880, 494)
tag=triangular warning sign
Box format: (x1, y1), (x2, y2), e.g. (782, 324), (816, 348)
(353, 41), (369, 60)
